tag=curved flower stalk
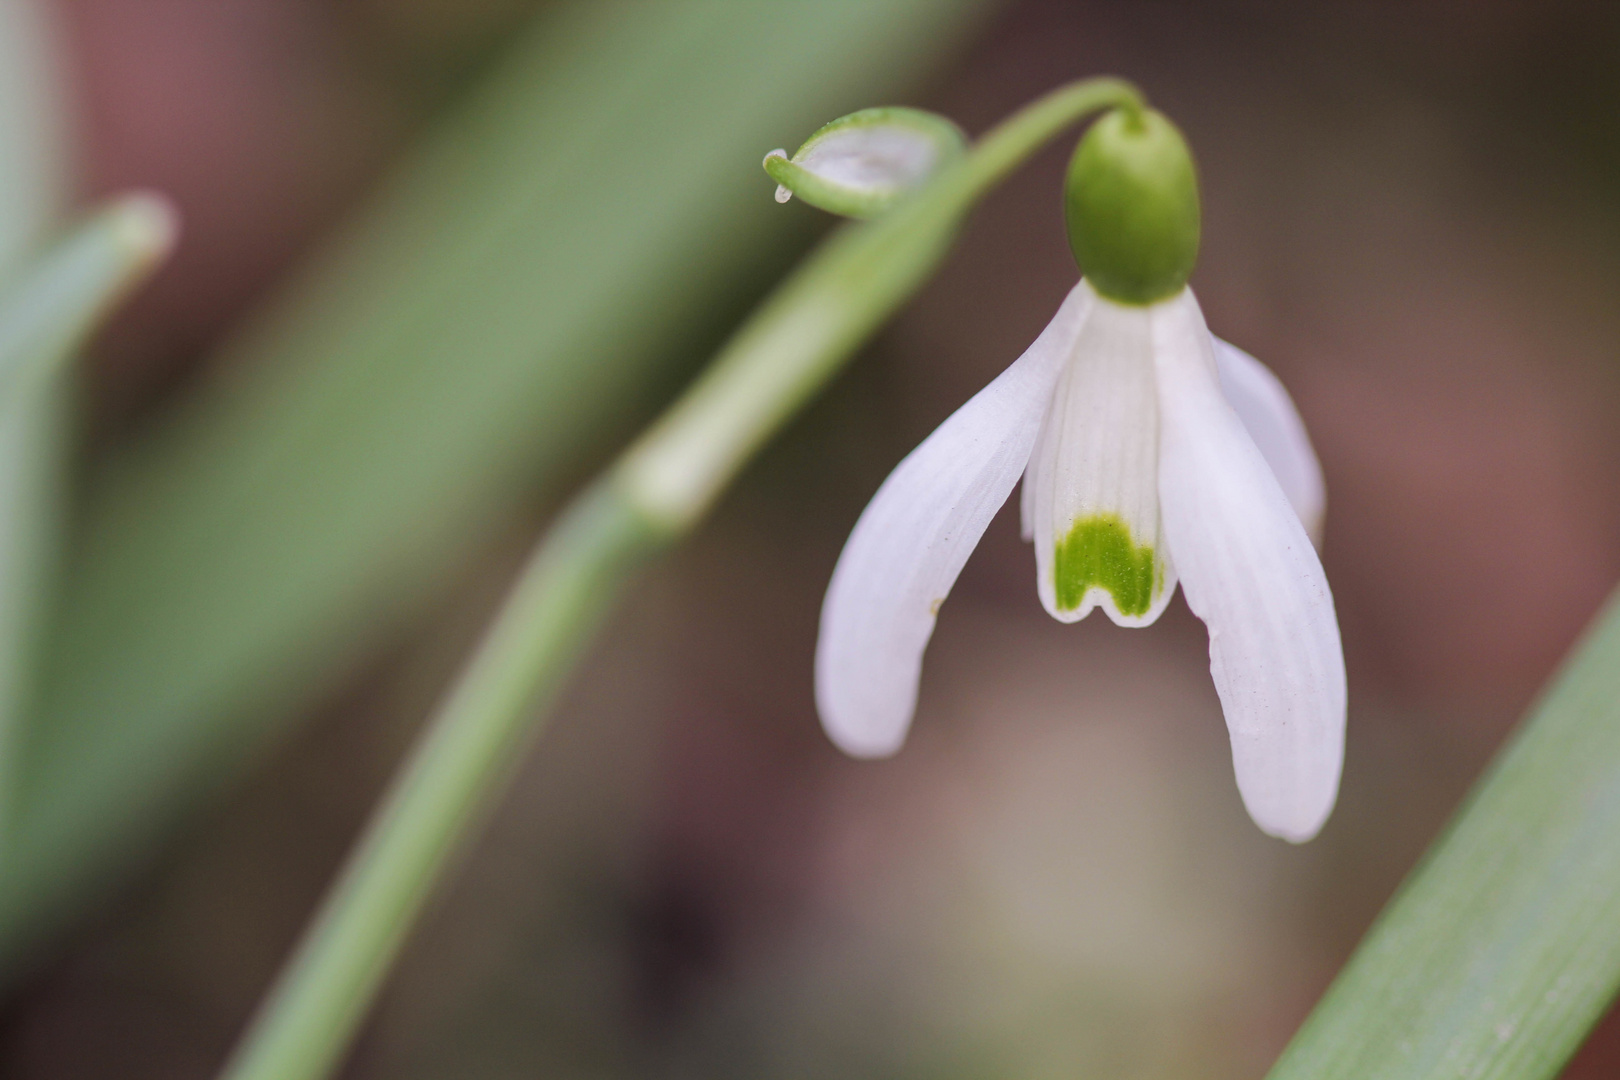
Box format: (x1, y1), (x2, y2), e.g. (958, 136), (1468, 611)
(815, 106), (1345, 842)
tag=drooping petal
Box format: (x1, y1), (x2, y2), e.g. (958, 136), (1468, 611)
(1030, 281), (1177, 627)
(816, 284), (1091, 757)
(1153, 290), (1346, 842)
(1018, 405), (1048, 543)
(1214, 338), (1326, 545)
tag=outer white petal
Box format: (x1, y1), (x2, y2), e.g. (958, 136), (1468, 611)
(1154, 291), (1346, 842)
(1018, 405), (1048, 543)
(1031, 283), (1177, 627)
(816, 285), (1091, 758)
(1214, 338), (1326, 545)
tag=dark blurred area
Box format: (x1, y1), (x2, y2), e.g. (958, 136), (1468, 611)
(6, 1), (1620, 1077)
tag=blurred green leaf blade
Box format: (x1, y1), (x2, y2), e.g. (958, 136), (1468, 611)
(1270, 589), (1620, 1080)
(0, 195), (176, 390)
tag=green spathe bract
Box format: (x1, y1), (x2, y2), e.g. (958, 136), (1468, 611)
(1064, 106), (1200, 305)
(1053, 513), (1159, 617)
(764, 106), (968, 218)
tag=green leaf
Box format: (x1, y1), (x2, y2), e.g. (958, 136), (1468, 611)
(0, 0), (991, 971)
(1269, 588), (1620, 1080)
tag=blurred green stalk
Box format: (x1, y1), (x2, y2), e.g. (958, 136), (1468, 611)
(1269, 589), (1620, 1080)
(218, 78), (1142, 1080)
(0, 0), (993, 969)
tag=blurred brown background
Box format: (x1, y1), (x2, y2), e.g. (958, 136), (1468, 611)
(7, 1), (1620, 1077)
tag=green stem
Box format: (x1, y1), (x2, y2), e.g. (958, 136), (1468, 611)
(218, 76), (1141, 1080)
(219, 483), (658, 1080)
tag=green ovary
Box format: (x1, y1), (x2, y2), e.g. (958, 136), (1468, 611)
(1053, 513), (1160, 617)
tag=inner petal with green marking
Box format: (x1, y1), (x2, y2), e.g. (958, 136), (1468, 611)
(1025, 287), (1178, 627)
(1053, 513), (1162, 617)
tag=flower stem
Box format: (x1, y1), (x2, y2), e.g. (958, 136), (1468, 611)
(217, 76), (1141, 1080)
(219, 482), (658, 1080)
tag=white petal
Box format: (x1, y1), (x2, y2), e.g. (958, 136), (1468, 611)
(1214, 338), (1326, 545)
(816, 285), (1091, 757)
(1153, 290), (1346, 842)
(1018, 404), (1048, 543)
(1031, 283), (1177, 627)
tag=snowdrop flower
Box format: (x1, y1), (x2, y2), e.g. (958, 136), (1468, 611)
(814, 106), (1345, 842)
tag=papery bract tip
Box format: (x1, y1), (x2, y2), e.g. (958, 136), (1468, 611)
(765, 106), (966, 218)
